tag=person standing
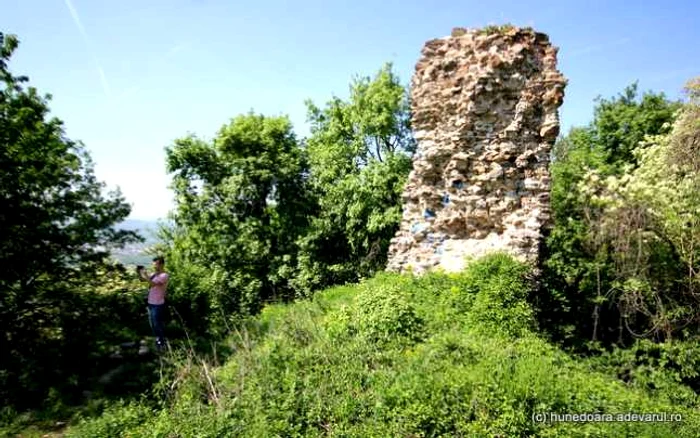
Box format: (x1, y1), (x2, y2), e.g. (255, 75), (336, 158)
(138, 256), (169, 350)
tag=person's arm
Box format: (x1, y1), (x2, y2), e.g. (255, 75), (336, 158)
(158, 274), (169, 299)
(149, 273), (169, 287)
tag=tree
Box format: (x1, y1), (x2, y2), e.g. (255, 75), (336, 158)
(0, 32), (140, 406)
(304, 63), (415, 184)
(293, 63), (416, 293)
(163, 113), (313, 331)
(590, 82), (680, 166)
(160, 63), (415, 330)
(543, 82), (682, 348)
(577, 76), (700, 342)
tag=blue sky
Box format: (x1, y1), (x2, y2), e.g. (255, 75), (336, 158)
(2, 0), (698, 220)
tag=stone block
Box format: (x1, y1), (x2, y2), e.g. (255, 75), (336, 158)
(386, 26), (566, 274)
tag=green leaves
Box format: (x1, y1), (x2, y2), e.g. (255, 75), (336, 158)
(64, 253), (700, 437)
(591, 82), (680, 167)
(0, 32), (140, 408)
(163, 113), (313, 324)
(585, 89), (700, 339)
(355, 282), (424, 345)
(545, 82), (681, 346)
(162, 63), (415, 329)
(305, 63), (415, 184)
(545, 78), (700, 346)
(295, 64), (414, 293)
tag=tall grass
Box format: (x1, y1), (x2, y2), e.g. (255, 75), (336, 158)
(64, 253), (700, 437)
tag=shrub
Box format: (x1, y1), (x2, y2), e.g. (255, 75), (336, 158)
(586, 339), (700, 407)
(64, 401), (152, 438)
(460, 253), (537, 337)
(355, 281), (424, 345)
(63, 254), (700, 437)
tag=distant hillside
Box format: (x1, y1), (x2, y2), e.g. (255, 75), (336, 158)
(116, 219), (160, 241)
(112, 219), (162, 266)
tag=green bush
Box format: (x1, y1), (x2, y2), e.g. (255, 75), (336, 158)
(64, 401), (153, 438)
(544, 83), (683, 347)
(355, 281), (424, 345)
(64, 254), (700, 437)
(323, 303), (356, 340)
(460, 253), (536, 337)
(586, 339), (700, 407)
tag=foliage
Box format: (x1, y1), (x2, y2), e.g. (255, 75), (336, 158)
(304, 62), (414, 184)
(354, 280), (424, 345)
(477, 23), (518, 35)
(589, 82), (680, 167)
(543, 83), (682, 347)
(63, 254), (700, 437)
(63, 400), (154, 438)
(585, 338), (700, 406)
(159, 63), (414, 337)
(571, 78), (700, 341)
(162, 113), (314, 332)
(462, 253), (537, 337)
(0, 32), (141, 409)
(294, 63), (415, 294)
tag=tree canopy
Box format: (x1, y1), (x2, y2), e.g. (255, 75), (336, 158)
(0, 32), (140, 406)
(158, 63), (415, 333)
(544, 81), (691, 347)
(293, 63), (415, 293)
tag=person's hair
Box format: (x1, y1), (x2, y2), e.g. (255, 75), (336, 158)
(153, 256), (165, 264)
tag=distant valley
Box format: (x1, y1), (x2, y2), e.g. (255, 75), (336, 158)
(111, 219), (163, 266)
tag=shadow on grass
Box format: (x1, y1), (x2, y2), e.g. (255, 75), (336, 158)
(0, 322), (206, 436)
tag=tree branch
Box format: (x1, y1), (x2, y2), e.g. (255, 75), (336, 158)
(373, 136), (383, 162)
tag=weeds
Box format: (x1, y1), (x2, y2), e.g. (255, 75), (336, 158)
(57, 253), (700, 437)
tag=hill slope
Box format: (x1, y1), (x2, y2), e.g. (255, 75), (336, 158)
(111, 219), (161, 266)
(65, 254), (700, 437)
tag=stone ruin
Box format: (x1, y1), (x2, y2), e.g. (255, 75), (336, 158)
(387, 26), (567, 274)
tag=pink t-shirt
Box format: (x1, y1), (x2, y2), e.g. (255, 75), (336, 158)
(148, 272), (169, 305)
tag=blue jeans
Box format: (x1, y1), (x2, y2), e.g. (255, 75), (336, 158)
(147, 304), (166, 346)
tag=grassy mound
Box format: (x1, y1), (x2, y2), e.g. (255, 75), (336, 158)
(64, 254), (700, 437)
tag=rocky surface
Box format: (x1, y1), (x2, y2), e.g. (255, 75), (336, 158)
(387, 26), (566, 274)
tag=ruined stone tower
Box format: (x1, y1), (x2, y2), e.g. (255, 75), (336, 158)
(386, 26), (567, 274)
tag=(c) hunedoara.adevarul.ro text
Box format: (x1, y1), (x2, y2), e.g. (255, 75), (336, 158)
(531, 412), (683, 424)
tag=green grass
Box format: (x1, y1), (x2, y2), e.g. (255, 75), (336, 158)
(61, 253), (700, 437)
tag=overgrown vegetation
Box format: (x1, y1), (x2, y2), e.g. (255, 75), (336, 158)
(3, 25), (700, 437)
(0, 31), (147, 413)
(62, 255), (700, 437)
(159, 62), (415, 337)
(542, 81), (698, 349)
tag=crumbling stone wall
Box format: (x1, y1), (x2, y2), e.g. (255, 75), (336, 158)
(387, 26), (566, 274)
